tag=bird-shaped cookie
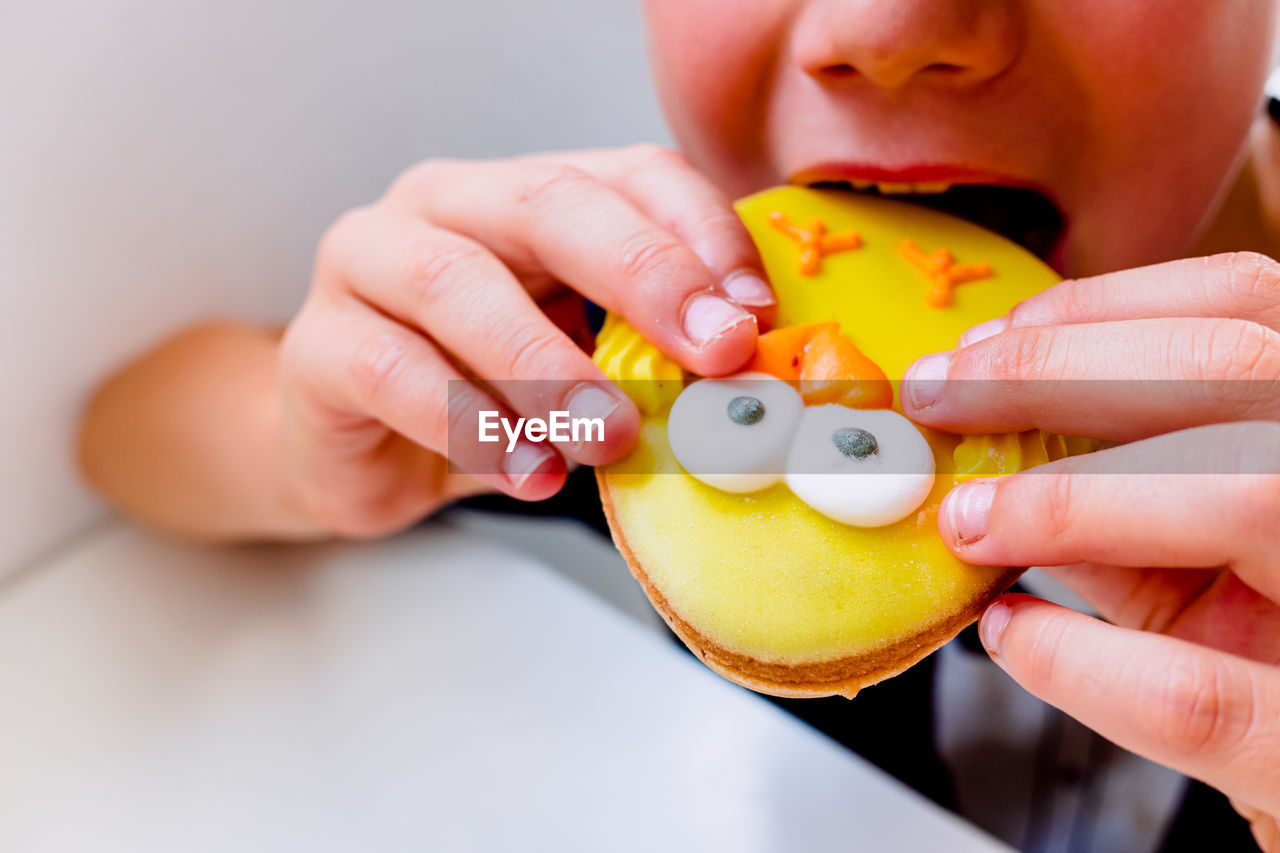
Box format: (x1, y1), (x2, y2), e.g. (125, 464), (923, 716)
(595, 186), (1097, 698)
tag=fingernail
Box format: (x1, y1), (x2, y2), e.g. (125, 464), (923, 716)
(567, 383), (622, 423)
(959, 316), (1007, 347)
(904, 351), (951, 410)
(683, 292), (753, 349)
(946, 478), (996, 546)
(565, 383), (623, 450)
(979, 599), (1011, 657)
(504, 441), (558, 489)
(721, 271), (776, 307)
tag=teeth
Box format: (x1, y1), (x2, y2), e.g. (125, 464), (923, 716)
(831, 179), (958, 195)
(869, 181), (954, 195)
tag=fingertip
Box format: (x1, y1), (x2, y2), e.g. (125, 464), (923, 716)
(502, 441), (568, 500)
(900, 350), (952, 417)
(721, 270), (776, 311)
(957, 316), (1007, 348)
(680, 293), (758, 376)
(979, 597), (1012, 658)
(979, 592), (1042, 659)
(563, 383), (641, 466)
(513, 467), (569, 501)
(680, 302), (757, 376)
(939, 477), (998, 553)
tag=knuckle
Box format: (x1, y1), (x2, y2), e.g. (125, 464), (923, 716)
(496, 324), (563, 378)
(984, 326), (1053, 383)
(625, 142), (688, 171)
(1016, 280), (1082, 326)
(1137, 653), (1255, 759)
(1039, 472), (1077, 544)
(1239, 450), (1280, 532)
(315, 206), (375, 274)
(444, 387), (493, 460)
(402, 238), (488, 312)
(1220, 251), (1280, 303)
(614, 231), (687, 285)
(1194, 319), (1280, 383)
(515, 162), (595, 211)
(682, 203), (748, 242)
(277, 306), (329, 392)
(349, 330), (413, 406)
(389, 158), (461, 199)
(276, 315), (309, 377)
(1021, 609), (1077, 691)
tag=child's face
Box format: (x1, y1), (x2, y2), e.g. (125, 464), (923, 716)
(645, 1), (1278, 276)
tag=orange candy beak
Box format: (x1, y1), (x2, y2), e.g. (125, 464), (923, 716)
(747, 323), (894, 410)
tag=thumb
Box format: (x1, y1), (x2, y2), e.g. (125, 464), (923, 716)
(979, 594), (1280, 815)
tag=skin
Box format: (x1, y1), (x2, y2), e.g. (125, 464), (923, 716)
(79, 0), (1280, 842)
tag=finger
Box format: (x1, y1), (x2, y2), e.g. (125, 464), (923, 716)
(903, 318), (1280, 439)
(1036, 564), (1280, 663)
(387, 159), (759, 376)
(290, 298), (567, 503)
(979, 594), (1280, 815)
(937, 423), (1280, 601)
(1231, 804), (1280, 853)
(957, 252), (1280, 347)
(562, 144), (776, 322)
(317, 207), (639, 466)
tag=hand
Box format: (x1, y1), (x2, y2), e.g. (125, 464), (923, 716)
(277, 145), (774, 537)
(902, 252), (1280, 850)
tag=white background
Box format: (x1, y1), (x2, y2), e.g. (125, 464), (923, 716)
(0, 0), (669, 576)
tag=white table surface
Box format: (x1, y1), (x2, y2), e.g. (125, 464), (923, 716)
(0, 518), (1010, 852)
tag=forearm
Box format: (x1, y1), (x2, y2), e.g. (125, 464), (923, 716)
(78, 321), (327, 541)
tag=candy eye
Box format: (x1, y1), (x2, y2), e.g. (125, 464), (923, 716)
(784, 405), (935, 527)
(667, 372), (803, 493)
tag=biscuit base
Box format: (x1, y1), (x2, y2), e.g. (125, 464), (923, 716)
(598, 469), (1022, 699)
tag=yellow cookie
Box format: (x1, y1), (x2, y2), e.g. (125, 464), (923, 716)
(596, 186), (1091, 699)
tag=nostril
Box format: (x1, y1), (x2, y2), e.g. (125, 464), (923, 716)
(821, 63), (857, 77)
(924, 62), (967, 75)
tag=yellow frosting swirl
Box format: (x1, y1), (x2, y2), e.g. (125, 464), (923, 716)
(592, 313), (683, 415)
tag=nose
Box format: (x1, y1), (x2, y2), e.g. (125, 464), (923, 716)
(795, 0), (1023, 92)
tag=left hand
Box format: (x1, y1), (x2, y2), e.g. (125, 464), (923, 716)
(901, 252), (1280, 851)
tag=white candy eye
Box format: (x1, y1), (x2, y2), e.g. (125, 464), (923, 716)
(784, 405), (935, 527)
(667, 372), (803, 493)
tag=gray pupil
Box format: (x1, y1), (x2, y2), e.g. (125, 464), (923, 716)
(832, 427), (878, 459)
(727, 396), (765, 426)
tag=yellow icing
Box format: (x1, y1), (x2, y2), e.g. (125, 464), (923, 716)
(592, 313), (683, 415)
(599, 186), (1083, 664)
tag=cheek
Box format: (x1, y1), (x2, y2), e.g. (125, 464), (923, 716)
(1054, 2), (1277, 272)
(644, 0), (792, 194)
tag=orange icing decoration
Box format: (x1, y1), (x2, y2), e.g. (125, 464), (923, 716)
(798, 327), (893, 409)
(749, 323), (893, 409)
(746, 322), (838, 380)
(769, 212), (862, 275)
(897, 240), (993, 308)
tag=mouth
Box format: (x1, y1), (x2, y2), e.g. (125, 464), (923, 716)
(796, 173), (1067, 267)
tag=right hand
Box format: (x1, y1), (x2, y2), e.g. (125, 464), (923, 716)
(277, 145), (774, 537)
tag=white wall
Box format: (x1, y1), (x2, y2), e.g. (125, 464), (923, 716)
(0, 0), (669, 575)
